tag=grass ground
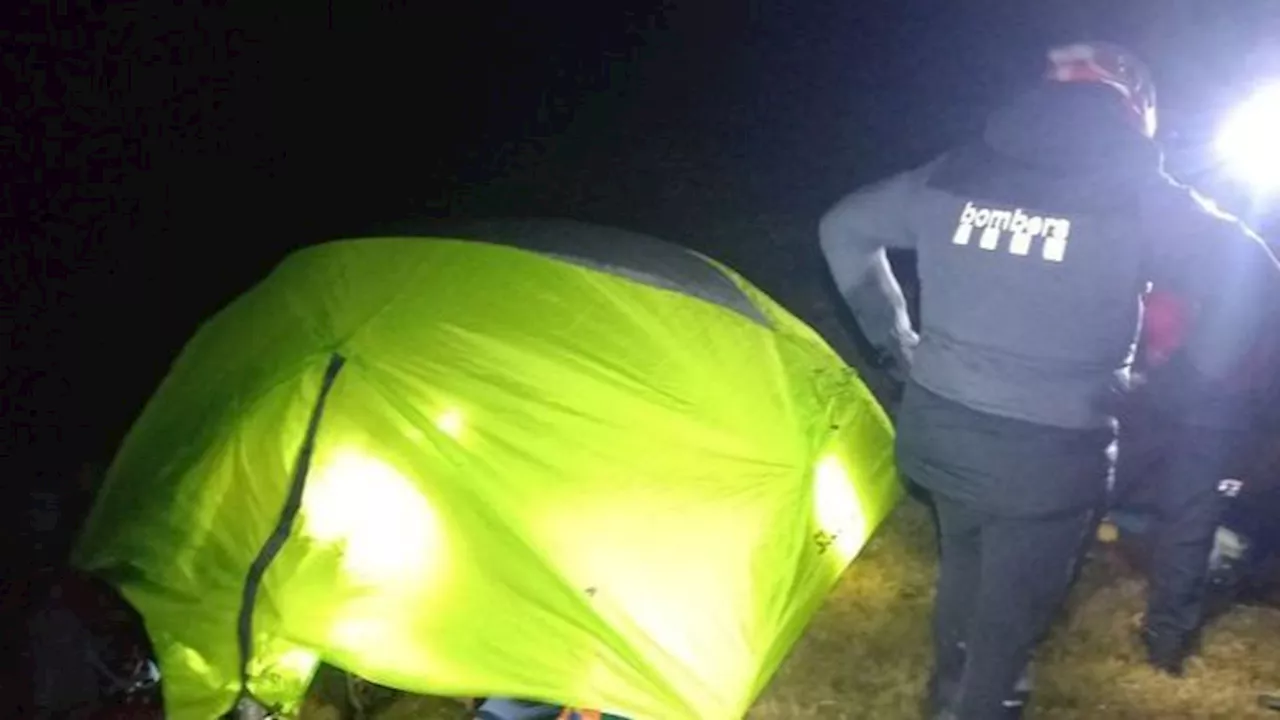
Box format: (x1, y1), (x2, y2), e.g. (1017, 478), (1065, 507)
(302, 498), (1280, 720)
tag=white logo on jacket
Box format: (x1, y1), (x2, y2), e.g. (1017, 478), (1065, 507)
(952, 201), (1073, 262)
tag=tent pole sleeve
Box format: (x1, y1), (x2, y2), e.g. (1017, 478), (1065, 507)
(230, 352), (347, 714)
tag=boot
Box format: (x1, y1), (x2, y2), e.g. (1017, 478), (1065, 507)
(924, 661), (1032, 719)
(1140, 627), (1197, 677)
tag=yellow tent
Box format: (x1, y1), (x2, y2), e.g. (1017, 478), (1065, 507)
(73, 220), (901, 719)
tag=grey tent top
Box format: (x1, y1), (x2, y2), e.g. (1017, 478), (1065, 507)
(360, 218), (770, 327)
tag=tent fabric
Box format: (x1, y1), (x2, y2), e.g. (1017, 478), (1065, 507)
(365, 218), (771, 326)
(71, 221), (901, 720)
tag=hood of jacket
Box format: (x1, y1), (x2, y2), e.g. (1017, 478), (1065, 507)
(983, 82), (1163, 176)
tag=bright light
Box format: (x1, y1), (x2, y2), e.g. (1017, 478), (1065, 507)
(303, 452), (441, 584)
(247, 644), (322, 704)
(813, 454), (867, 564)
(435, 408), (466, 439)
(1217, 83), (1280, 192)
(270, 647), (320, 679)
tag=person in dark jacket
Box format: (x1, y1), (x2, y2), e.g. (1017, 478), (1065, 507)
(1114, 288), (1280, 675)
(819, 41), (1280, 720)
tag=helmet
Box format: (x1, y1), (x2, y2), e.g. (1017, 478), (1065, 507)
(1045, 41), (1158, 138)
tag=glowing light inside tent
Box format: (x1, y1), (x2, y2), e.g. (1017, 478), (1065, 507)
(435, 408), (466, 439)
(303, 452), (440, 584)
(272, 647), (321, 679)
(330, 616), (387, 650)
(813, 454), (867, 565)
(327, 615), (435, 674)
(246, 644), (323, 706)
(1217, 83), (1280, 192)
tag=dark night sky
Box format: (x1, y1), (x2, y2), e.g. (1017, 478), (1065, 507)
(4, 0), (1279, 546)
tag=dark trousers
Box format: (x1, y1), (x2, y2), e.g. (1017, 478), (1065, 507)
(896, 383), (1112, 719)
(929, 493), (1095, 720)
(1114, 408), (1241, 639)
(1147, 444), (1228, 639)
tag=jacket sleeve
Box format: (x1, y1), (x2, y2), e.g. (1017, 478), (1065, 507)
(1145, 182), (1280, 380)
(819, 164), (930, 365)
